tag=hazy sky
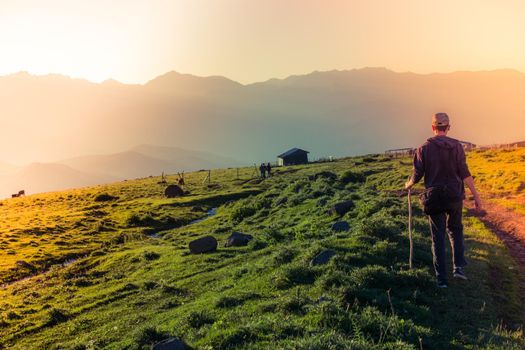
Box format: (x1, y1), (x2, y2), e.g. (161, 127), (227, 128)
(1, 0), (524, 83)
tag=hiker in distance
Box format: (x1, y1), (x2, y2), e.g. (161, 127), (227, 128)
(404, 112), (483, 288)
(259, 163), (267, 179)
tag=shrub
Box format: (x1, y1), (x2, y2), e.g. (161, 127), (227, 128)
(276, 264), (316, 289)
(216, 295), (243, 308)
(339, 171), (366, 184)
(312, 302), (352, 334)
(207, 324), (259, 349)
(278, 292), (311, 315)
(215, 293), (260, 308)
(143, 281), (158, 290)
(357, 210), (403, 239)
(356, 196), (400, 218)
(186, 310), (215, 328)
(132, 326), (169, 348)
(394, 268), (434, 291)
(362, 157), (377, 163)
(143, 251), (160, 261)
(5, 311), (22, 320)
(126, 213), (156, 227)
(44, 308), (69, 326)
(349, 265), (391, 289)
(94, 193), (119, 202)
(272, 246), (296, 266)
(248, 238), (268, 251)
(261, 227), (286, 244)
(318, 269), (350, 289)
(231, 206), (256, 223)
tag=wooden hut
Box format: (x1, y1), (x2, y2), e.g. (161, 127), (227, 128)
(384, 148), (415, 157)
(277, 148), (309, 166)
(458, 141), (476, 151)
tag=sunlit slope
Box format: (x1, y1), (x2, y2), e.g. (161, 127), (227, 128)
(0, 168), (260, 284)
(467, 147), (525, 213)
(0, 154), (523, 349)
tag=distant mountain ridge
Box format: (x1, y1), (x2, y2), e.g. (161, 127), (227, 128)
(59, 145), (241, 180)
(0, 145), (241, 198)
(0, 163), (117, 198)
(1, 67), (525, 167)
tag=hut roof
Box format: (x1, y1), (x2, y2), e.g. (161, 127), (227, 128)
(458, 140), (476, 146)
(277, 148), (309, 158)
(385, 147), (415, 152)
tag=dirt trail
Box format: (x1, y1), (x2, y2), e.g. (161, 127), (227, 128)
(466, 199), (525, 265)
(465, 198), (525, 320)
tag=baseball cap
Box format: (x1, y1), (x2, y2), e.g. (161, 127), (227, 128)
(432, 112), (449, 126)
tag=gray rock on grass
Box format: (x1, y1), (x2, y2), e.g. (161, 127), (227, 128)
(153, 338), (186, 350)
(310, 249), (337, 266)
(331, 221), (350, 232)
(189, 236), (218, 254)
(329, 200), (354, 216)
(224, 232), (253, 247)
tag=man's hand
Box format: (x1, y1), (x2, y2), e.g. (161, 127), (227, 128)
(464, 176), (483, 212)
(474, 195), (483, 211)
(404, 179), (414, 190)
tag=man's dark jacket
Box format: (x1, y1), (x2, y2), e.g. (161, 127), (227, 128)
(411, 136), (471, 198)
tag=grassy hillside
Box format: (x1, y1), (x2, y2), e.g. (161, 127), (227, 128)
(0, 154), (523, 349)
(468, 147), (525, 213)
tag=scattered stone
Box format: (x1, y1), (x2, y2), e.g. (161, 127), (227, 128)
(122, 283), (139, 291)
(15, 260), (36, 271)
(165, 185), (184, 198)
(331, 221), (350, 232)
(224, 232), (253, 247)
(94, 193), (119, 202)
(153, 338), (186, 350)
(312, 171), (338, 181)
(189, 236), (218, 254)
(329, 200), (354, 216)
(310, 249), (337, 266)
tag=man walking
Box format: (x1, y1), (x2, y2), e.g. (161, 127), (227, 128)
(259, 163), (267, 179)
(405, 113), (482, 288)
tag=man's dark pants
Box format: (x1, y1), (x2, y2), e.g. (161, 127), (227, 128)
(428, 201), (467, 282)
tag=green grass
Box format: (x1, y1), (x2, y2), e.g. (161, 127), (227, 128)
(467, 147), (525, 212)
(0, 154), (523, 349)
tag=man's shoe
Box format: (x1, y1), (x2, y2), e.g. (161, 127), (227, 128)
(437, 280), (448, 288)
(453, 268), (468, 280)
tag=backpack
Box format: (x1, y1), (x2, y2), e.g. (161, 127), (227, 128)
(419, 184), (463, 215)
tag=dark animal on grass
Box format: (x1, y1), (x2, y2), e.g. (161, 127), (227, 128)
(165, 184), (184, 198)
(11, 190), (25, 198)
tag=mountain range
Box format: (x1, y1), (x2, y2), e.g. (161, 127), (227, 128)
(1, 67), (525, 197)
(0, 145), (241, 198)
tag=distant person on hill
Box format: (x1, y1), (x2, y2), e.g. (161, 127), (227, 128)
(259, 163), (267, 179)
(266, 162), (272, 177)
(405, 112), (482, 289)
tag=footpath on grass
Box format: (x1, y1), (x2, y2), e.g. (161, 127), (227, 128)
(465, 197), (525, 320)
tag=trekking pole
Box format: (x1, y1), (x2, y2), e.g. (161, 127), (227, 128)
(407, 187), (413, 270)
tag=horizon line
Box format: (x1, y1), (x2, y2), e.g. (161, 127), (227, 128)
(2, 66), (524, 86)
